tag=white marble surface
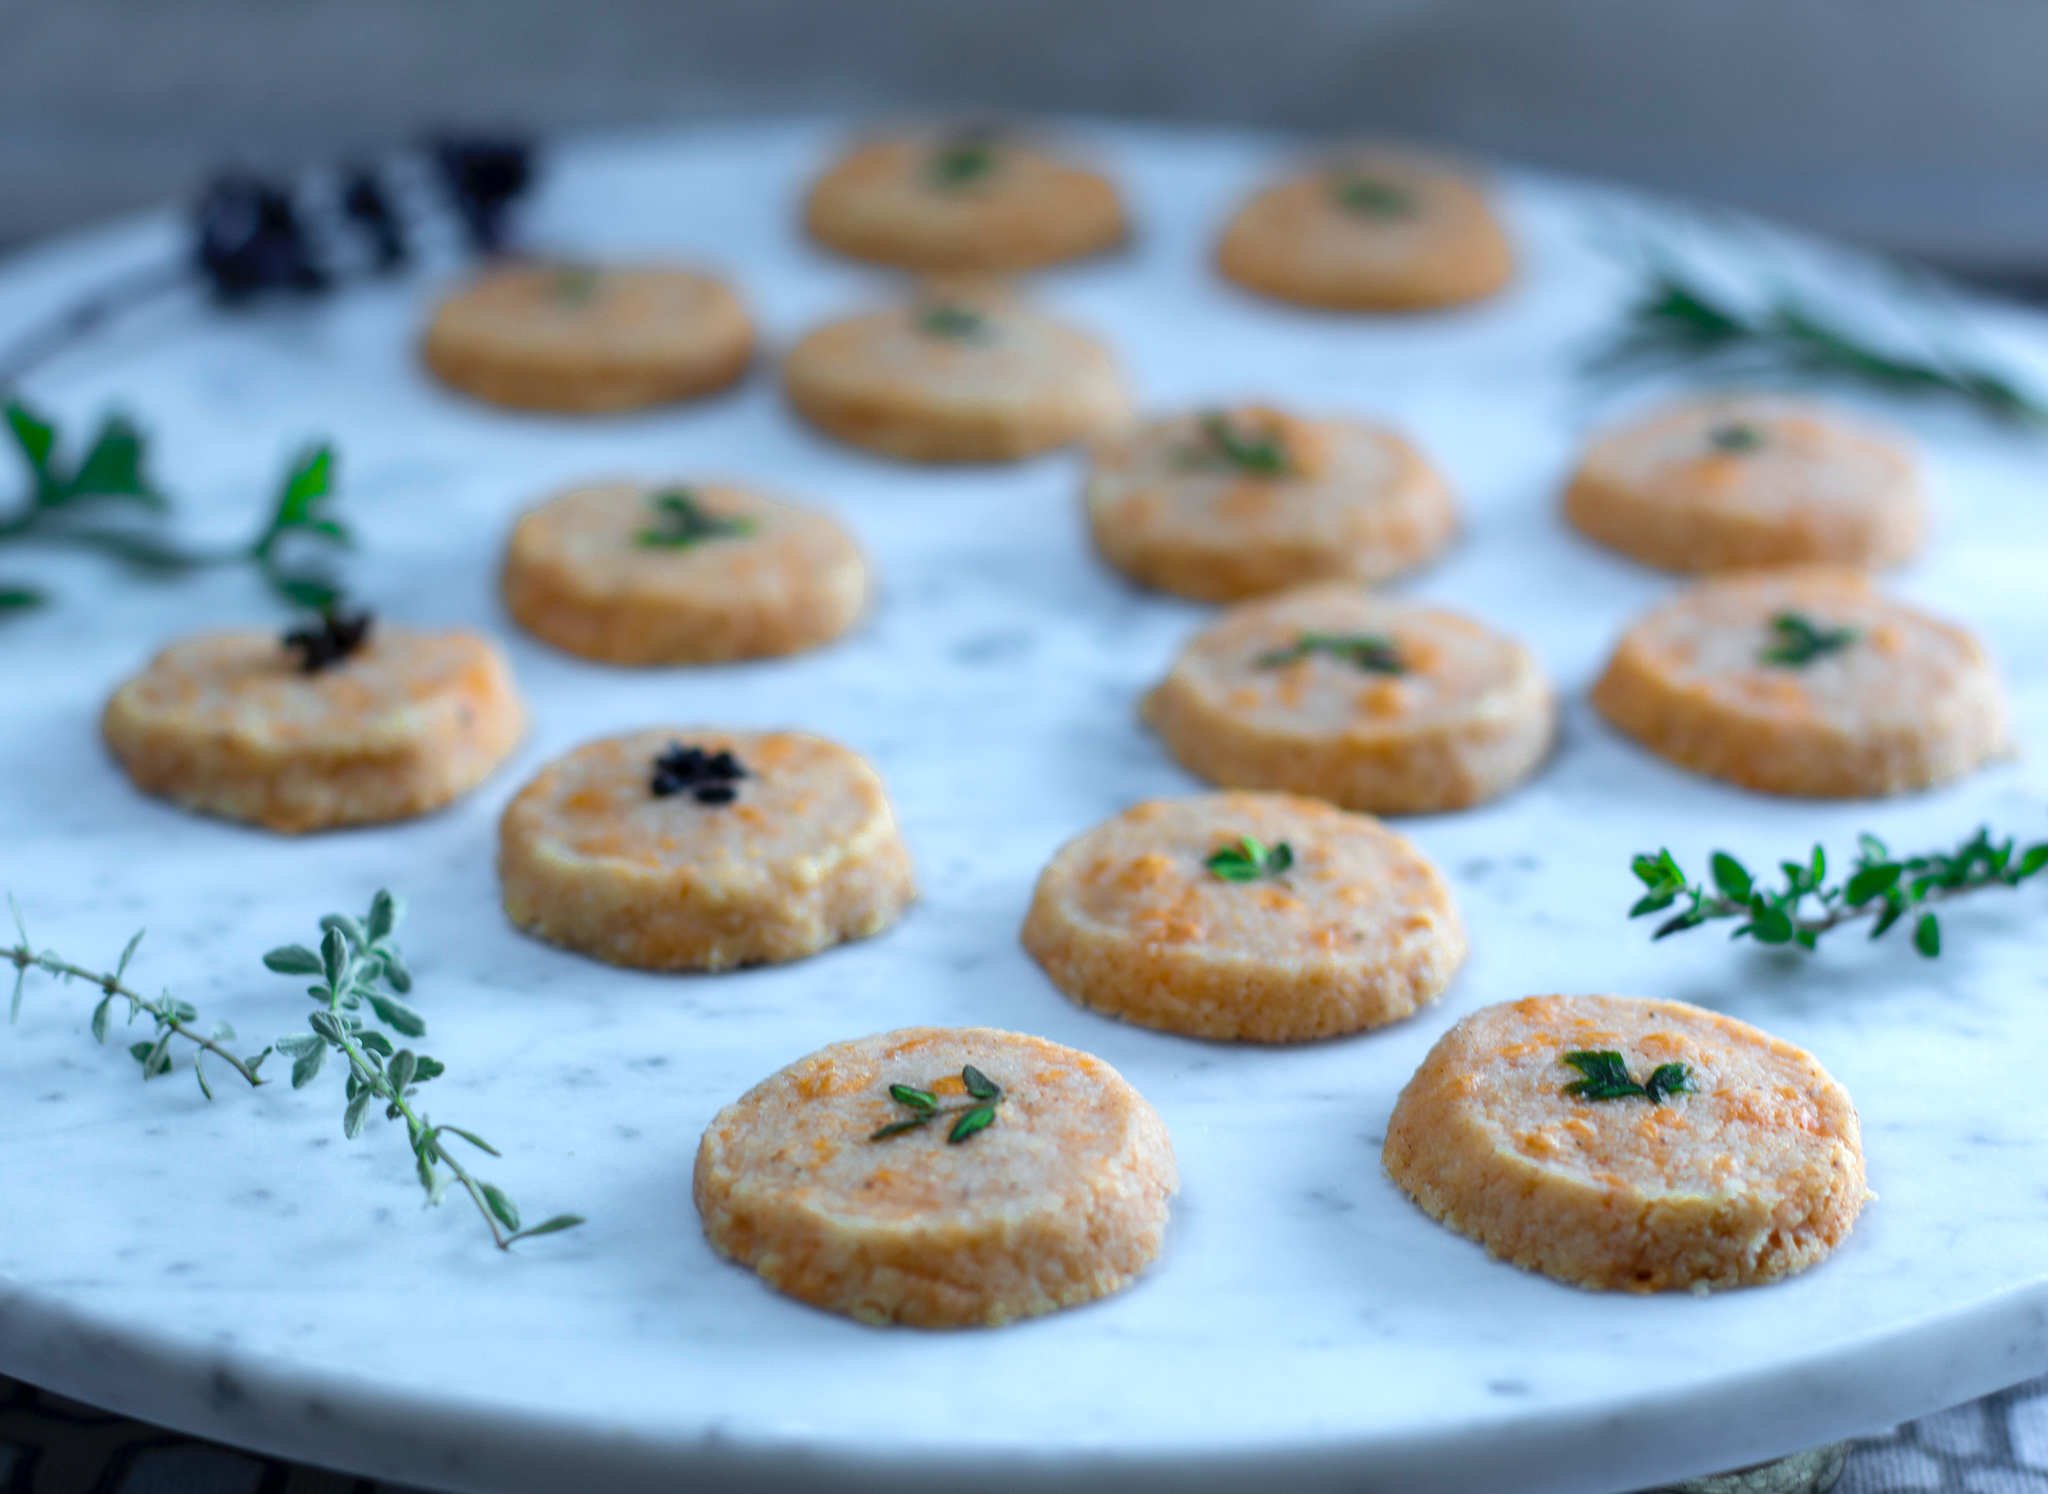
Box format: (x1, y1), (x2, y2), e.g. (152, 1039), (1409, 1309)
(3, 120), (2048, 1494)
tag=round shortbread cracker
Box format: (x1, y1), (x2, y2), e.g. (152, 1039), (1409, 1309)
(498, 728), (916, 970)
(1591, 566), (2009, 798)
(101, 625), (525, 834)
(1141, 583), (1555, 814)
(1565, 395), (1925, 572)
(421, 263), (752, 413)
(783, 283), (1131, 463)
(1384, 994), (1869, 1293)
(1086, 408), (1458, 602)
(501, 482), (868, 665)
(1020, 792), (1465, 1042)
(805, 132), (1125, 272)
(1217, 146), (1513, 312)
(694, 1025), (1177, 1328)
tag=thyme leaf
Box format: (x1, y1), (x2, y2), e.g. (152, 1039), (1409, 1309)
(1192, 413), (1290, 476)
(637, 488), (755, 549)
(1759, 611), (1857, 667)
(1709, 421), (1765, 453)
(1628, 826), (2048, 957)
(550, 264), (603, 306)
(1584, 257), (2048, 430)
(1205, 836), (1294, 883)
(1561, 1050), (1692, 1104)
(1331, 174), (1419, 219)
(869, 1065), (1005, 1143)
(650, 742), (748, 805)
(917, 303), (989, 341)
(929, 129), (1001, 190)
(1256, 632), (1404, 674)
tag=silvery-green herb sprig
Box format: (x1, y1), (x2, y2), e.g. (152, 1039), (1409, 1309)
(5, 889), (582, 1250)
(262, 893), (584, 1249)
(1, 400), (350, 612)
(1629, 826), (2048, 957)
(1585, 251), (2048, 430)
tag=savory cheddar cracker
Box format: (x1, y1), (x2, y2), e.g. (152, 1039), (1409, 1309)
(1384, 994), (1868, 1292)
(1021, 791), (1464, 1041)
(695, 1025), (1176, 1327)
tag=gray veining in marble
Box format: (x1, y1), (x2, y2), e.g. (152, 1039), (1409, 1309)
(2, 119), (2047, 1494)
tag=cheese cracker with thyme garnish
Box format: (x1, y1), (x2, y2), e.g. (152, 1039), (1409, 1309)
(694, 1025), (1176, 1327)
(102, 612), (525, 834)
(498, 729), (915, 970)
(502, 482), (868, 665)
(421, 263), (753, 413)
(1592, 566), (2009, 798)
(1142, 583), (1554, 814)
(782, 281), (1131, 463)
(1565, 395), (1926, 573)
(1087, 407), (1457, 602)
(805, 128), (1125, 273)
(1217, 144), (1513, 312)
(1021, 792), (1464, 1042)
(1385, 994), (1869, 1292)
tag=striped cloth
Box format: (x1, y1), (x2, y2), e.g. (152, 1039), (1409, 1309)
(3, 1372), (2046, 1494)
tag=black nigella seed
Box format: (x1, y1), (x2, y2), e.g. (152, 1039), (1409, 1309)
(193, 173), (328, 302)
(429, 134), (537, 254)
(340, 166), (408, 270)
(283, 608), (373, 674)
(650, 743), (748, 804)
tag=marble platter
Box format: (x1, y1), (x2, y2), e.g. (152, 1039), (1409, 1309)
(3, 120), (2047, 1494)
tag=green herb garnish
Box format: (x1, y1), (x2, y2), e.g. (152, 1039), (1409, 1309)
(1331, 173), (1419, 219)
(870, 1064), (1003, 1143)
(1629, 826), (2048, 957)
(1194, 413), (1290, 476)
(5, 889), (583, 1249)
(550, 264), (602, 305)
(1759, 611), (1857, 667)
(637, 488), (755, 549)
(283, 605), (373, 673)
(1205, 836), (1294, 883)
(1560, 1051), (1692, 1104)
(1709, 421), (1765, 453)
(1584, 255), (2048, 430)
(1, 401), (350, 612)
(917, 303), (989, 341)
(929, 131), (1001, 190)
(1257, 632), (1404, 674)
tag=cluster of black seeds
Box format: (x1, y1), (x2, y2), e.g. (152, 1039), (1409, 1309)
(650, 744), (749, 805)
(283, 608), (373, 674)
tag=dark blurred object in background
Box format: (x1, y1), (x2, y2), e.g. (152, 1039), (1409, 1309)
(4, 0), (2048, 286)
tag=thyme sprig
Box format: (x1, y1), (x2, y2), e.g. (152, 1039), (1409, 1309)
(1257, 632), (1404, 674)
(929, 130), (1001, 190)
(637, 488), (755, 549)
(1759, 612), (1858, 667)
(1560, 1050), (1691, 1104)
(918, 303), (989, 341)
(1194, 413), (1290, 476)
(5, 888), (580, 1249)
(1, 401), (350, 611)
(870, 1064), (1003, 1143)
(1206, 836), (1294, 883)
(1585, 257), (2048, 429)
(263, 893), (584, 1249)
(7, 896), (270, 1097)
(1630, 827), (2048, 956)
(1332, 174), (1418, 220)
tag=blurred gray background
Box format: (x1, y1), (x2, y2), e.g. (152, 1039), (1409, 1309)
(5, 0), (2047, 279)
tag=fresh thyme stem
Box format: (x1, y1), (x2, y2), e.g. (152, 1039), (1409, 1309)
(1586, 255), (2048, 430)
(1630, 826), (2048, 956)
(6, 899), (270, 1096)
